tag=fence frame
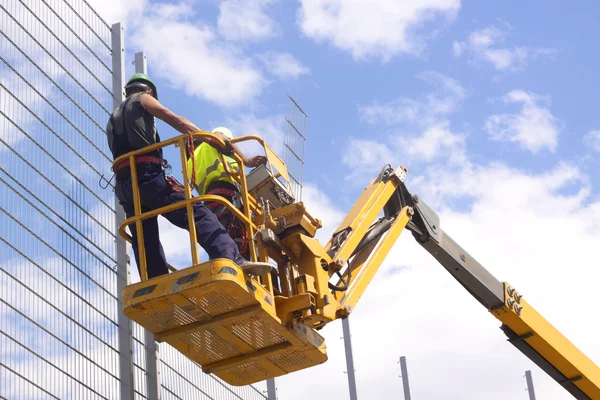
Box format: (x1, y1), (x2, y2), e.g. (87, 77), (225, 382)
(111, 21), (135, 400)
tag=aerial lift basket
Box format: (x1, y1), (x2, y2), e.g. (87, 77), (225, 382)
(116, 132), (326, 385)
(123, 259), (327, 385)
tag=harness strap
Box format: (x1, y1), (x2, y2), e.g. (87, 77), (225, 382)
(115, 155), (164, 171)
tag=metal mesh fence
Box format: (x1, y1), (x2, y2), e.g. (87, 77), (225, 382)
(132, 323), (148, 399)
(160, 345), (268, 400)
(0, 1), (269, 399)
(283, 95), (307, 202)
(0, 0), (117, 399)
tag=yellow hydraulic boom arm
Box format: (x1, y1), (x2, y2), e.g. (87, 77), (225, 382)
(328, 164), (600, 399)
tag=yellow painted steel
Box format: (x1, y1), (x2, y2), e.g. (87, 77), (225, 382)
(263, 142), (291, 188)
(178, 137), (200, 266)
(280, 233), (338, 328)
(325, 177), (399, 273)
(128, 154), (147, 281)
(118, 195), (258, 248)
(336, 207), (412, 315)
(269, 202), (322, 238)
(230, 135), (293, 193)
(492, 283), (600, 398)
(123, 259), (327, 386)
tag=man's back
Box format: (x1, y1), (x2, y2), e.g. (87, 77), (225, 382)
(106, 93), (161, 160)
(188, 142), (238, 196)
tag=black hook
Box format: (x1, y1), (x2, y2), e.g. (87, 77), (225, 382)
(99, 172), (115, 190)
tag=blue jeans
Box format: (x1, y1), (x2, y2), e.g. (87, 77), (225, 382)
(115, 165), (243, 279)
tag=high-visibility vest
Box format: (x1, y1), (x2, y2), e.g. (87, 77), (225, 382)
(187, 142), (238, 195)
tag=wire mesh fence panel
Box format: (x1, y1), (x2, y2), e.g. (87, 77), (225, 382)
(159, 344), (268, 400)
(282, 94), (307, 202)
(0, 0), (118, 398)
(132, 322), (149, 400)
(1, 1), (272, 398)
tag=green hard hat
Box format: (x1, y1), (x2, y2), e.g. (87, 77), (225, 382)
(125, 73), (158, 100)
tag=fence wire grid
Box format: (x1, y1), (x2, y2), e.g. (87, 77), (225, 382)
(0, 1), (268, 399)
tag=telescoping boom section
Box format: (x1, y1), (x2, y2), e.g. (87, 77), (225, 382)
(118, 133), (599, 397)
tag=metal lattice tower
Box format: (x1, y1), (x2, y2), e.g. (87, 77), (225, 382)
(283, 94), (307, 202)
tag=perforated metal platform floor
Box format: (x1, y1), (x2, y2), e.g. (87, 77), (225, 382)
(123, 259), (327, 385)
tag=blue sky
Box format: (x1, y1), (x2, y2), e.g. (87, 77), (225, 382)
(2, 0), (600, 399)
(94, 0), (600, 209)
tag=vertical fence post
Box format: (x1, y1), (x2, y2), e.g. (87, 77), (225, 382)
(112, 22), (134, 400)
(399, 356), (411, 400)
(342, 317), (358, 400)
(134, 52), (147, 76)
(525, 370), (536, 400)
(134, 50), (162, 400)
(266, 378), (277, 400)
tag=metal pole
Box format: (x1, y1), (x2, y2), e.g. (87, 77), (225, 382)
(525, 370), (537, 400)
(266, 378), (277, 400)
(342, 317), (358, 400)
(134, 50), (162, 400)
(134, 52), (147, 76)
(399, 356), (411, 400)
(112, 22), (134, 400)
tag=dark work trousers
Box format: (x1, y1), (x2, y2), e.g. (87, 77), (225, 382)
(115, 164), (243, 279)
(204, 180), (280, 293)
(204, 181), (249, 259)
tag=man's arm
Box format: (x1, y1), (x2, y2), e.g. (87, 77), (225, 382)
(140, 93), (200, 135)
(140, 93), (265, 167)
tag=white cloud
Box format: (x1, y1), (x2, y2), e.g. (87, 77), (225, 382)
(86, 1), (267, 107)
(359, 71), (465, 125)
(301, 183), (346, 243)
(406, 122), (465, 162)
(259, 51), (310, 81)
(218, 0), (279, 42)
(222, 113), (286, 156)
(157, 216), (198, 264)
(297, 0), (460, 61)
(584, 130), (600, 152)
(84, 0), (147, 26)
(485, 90), (560, 153)
(453, 25), (556, 71)
(342, 123), (466, 185)
(452, 40), (465, 57)
(359, 96), (422, 125)
(131, 4), (266, 107)
(350, 72), (466, 182)
(341, 138), (397, 183)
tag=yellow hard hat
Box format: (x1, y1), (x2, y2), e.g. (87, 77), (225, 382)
(212, 127), (233, 139)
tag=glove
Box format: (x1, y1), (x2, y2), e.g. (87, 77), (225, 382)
(221, 139), (235, 156)
(206, 136), (235, 156)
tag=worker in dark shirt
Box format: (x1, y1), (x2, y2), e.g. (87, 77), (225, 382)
(106, 73), (272, 279)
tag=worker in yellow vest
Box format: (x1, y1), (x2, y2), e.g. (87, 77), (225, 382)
(187, 127), (266, 259)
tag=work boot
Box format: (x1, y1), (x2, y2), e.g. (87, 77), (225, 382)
(236, 258), (274, 276)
